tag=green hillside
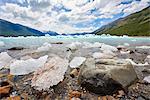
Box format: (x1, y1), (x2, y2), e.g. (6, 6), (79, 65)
(94, 6), (150, 36)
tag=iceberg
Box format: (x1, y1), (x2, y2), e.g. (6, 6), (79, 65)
(69, 57), (86, 68)
(10, 55), (48, 75)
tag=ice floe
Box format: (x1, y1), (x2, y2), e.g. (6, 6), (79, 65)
(10, 55), (48, 75)
(69, 57), (86, 68)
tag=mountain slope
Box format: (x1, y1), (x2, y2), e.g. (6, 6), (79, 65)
(94, 6), (150, 36)
(0, 19), (45, 36)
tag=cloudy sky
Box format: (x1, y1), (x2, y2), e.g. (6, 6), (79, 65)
(0, 0), (149, 34)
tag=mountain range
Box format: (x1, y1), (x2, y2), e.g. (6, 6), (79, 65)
(94, 6), (150, 36)
(0, 19), (58, 36)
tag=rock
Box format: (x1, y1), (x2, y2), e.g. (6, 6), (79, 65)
(7, 96), (21, 100)
(31, 56), (69, 90)
(10, 55), (48, 75)
(143, 75), (150, 83)
(69, 57), (86, 68)
(36, 42), (52, 52)
(0, 81), (12, 98)
(70, 69), (79, 78)
(0, 52), (13, 69)
(69, 91), (81, 98)
(78, 58), (137, 95)
(8, 47), (24, 50)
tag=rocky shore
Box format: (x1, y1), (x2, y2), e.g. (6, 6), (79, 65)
(0, 42), (150, 100)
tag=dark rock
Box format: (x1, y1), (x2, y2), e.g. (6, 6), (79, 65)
(78, 58), (138, 95)
(8, 47), (24, 50)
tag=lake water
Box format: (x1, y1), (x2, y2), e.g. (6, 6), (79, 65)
(0, 35), (150, 51)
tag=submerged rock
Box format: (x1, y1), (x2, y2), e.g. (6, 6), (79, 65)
(31, 56), (69, 91)
(8, 47), (24, 50)
(0, 52), (13, 69)
(10, 55), (48, 75)
(69, 57), (86, 68)
(78, 58), (137, 95)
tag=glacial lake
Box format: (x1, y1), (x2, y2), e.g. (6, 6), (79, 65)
(0, 35), (150, 51)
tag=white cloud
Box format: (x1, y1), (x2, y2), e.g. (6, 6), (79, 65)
(0, 0), (149, 34)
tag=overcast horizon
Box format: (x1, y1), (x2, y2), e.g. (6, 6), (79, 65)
(0, 0), (149, 34)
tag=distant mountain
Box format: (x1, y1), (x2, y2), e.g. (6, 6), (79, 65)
(44, 31), (59, 36)
(94, 6), (150, 36)
(0, 19), (59, 36)
(61, 32), (94, 36)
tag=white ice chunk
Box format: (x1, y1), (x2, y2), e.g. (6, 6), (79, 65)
(100, 44), (118, 52)
(0, 41), (5, 47)
(31, 56), (69, 90)
(145, 55), (150, 64)
(143, 75), (150, 83)
(123, 43), (130, 46)
(66, 42), (82, 51)
(0, 52), (13, 69)
(136, 46), (150, 49)
(83, 42), (102, 48)
(126, 59), (149, 67)
(120, 50), (130, 54)
(69, 57), (86, 68)
(92, 52), (114, 59)
(36, 42), (52, 52)
(10, 55), (48, 75)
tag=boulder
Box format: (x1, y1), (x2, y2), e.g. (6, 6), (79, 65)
(78, 58), (137, 95)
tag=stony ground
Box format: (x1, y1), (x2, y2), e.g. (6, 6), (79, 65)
(0, 43), (150, 100)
